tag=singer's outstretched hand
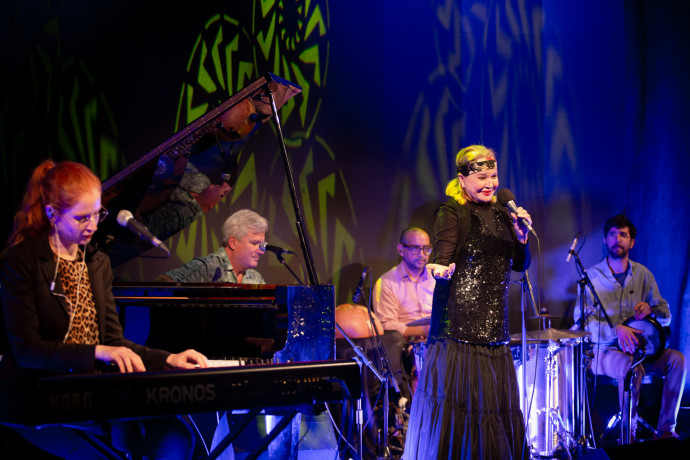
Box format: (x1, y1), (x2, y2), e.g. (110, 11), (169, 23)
(510, 207), (532, 244)
(427, 263), (456, 280)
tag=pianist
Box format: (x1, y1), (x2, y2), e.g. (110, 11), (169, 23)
(1, 160), (209, 459)
(157, 208), (268, 284)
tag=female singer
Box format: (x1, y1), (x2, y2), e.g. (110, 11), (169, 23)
(404, 145), (531, 459)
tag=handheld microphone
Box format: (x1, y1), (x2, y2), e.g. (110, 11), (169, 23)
(566, 234), (579, 262)
(116, 210), (170, 256)
(259, 241), (294, 255)
(496, 189), (536, 236)
(352, 269), (367, 304)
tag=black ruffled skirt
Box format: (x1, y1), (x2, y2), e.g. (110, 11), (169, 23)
(403, 340), (527, 459)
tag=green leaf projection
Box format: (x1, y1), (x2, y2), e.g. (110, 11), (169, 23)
(163, 1), (362, 289)
(0, 27), (122, 234)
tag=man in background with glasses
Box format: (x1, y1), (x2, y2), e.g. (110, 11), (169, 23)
(373, 227), (435, 339)
(373, 227), (436, 400)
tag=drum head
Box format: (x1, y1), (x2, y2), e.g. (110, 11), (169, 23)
(621, 316), (665, 361)
(335, 304), (383, 338)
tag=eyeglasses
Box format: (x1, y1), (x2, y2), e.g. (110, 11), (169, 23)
(607, 230), (630, 240)
(69, 207), (109, 225)
(401, 244), (433, 255)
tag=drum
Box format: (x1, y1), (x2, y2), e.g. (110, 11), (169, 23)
(511, 336), (588, 457)
(617, 315), (666, 361)
(334, 304), (383, 339)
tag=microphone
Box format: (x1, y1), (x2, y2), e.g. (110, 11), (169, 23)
(352, 269), (367, 304)
(116, 210), (170, 256)
(259, 241), (294, 255)
(496, 189), (536, 236)
(566, 234), (579, 262)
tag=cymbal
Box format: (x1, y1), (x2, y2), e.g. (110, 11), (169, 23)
(509, 328), (591, 342)
(528, 313), (565, 319)
(406, 317), (431, 327)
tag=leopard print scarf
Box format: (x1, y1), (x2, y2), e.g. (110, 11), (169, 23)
(57, 253), (100, 345)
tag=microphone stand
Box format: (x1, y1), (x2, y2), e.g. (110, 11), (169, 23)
(518, 271), (539, 452)
(270, 252), (304, 284)
(523, 270), (540, 318)
(353, 283), (397, 460)
(335, 321), (385, 460)
(572, 252), (613, 330)
(571, 250), (611, 448)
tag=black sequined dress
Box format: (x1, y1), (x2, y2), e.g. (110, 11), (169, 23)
(404, 199), (530, 459)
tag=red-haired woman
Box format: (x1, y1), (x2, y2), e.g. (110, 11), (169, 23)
(1, 160), (208, 459)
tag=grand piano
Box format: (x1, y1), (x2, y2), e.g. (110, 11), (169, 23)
(0, 73), (360, 459)
(93, 72), (338, 365)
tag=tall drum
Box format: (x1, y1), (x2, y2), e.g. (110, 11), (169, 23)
(511, 328), (590, 457)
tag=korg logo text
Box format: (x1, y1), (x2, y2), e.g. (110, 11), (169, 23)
(50, 392), (93, 411)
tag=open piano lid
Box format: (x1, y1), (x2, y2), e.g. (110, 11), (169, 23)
(93, 73), (301, 266)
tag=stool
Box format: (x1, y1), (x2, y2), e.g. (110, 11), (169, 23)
(591, 374), (662, 442)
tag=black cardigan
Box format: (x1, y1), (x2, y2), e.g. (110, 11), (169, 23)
(432, 198), (530, 271)
(0, 234), (169, 379)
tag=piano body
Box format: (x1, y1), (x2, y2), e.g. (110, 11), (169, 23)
(115, 282), (337, 364)
(90, 72), (334, 368)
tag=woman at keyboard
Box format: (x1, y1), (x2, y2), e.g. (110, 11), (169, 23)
(1, 160), (208, 459)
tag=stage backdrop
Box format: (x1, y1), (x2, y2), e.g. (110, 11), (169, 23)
(2, 0), (689, 395)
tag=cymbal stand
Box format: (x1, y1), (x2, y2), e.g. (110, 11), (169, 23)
(336, 321), (385, 460)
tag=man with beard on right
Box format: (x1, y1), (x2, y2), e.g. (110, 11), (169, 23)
(574, 214), (686, 442)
